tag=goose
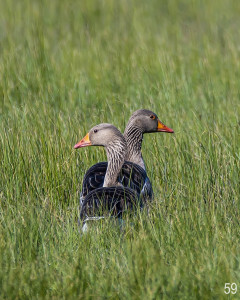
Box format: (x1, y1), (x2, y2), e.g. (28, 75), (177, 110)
(75, 110), (174, 206)
(75, 123), (141, 230)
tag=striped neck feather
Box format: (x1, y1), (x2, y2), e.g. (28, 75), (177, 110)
(103, 139), (127, 187)
(124, 123), (145, 170)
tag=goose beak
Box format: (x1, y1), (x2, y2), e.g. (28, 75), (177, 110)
(74, 133), (92, 149)
(157, 119), (174, 133)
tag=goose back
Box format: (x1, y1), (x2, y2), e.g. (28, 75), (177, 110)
(80, 161), (153, 207)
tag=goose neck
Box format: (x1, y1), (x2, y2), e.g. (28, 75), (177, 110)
(124, 124), (145, 170)
(103, 140), (126, 187)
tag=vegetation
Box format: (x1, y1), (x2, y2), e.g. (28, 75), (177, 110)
(0, 0), (239, 298)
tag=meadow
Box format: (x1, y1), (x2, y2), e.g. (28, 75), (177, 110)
(0, 0), (240, 298)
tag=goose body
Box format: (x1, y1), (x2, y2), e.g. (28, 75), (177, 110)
(79, 161), (152, 207)
(80, 186), (140, 229)
(80, 186), (141, 233)
(77, 109), (174, 206)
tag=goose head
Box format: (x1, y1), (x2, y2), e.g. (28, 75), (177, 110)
(125, 109), (174, 134)
(124, 109), (174, 170)
(74, 123), (125, 149)
(74, 123), (127, 187)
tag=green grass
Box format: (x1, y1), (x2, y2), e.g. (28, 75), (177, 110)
(0, 0), (240, 298)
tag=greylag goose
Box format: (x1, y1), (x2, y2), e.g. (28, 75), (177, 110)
(75, 110), (174, 205)
(75, 123), (141, 230)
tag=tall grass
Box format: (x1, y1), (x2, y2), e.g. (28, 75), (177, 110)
(0, 0), (240, 298)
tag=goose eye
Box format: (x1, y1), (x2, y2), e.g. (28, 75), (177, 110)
(150, 115), (156, 120)
(94, 129), (98, 133)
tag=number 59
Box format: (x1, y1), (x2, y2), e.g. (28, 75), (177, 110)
(224, 283), (237, 294)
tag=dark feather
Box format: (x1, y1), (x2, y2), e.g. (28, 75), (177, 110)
(80, 161), (153, 207)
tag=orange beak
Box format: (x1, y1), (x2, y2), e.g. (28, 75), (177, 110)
(74, 133), (92, 149)
(157, 119), (174, 133)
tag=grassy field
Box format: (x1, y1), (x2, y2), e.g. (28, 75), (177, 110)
(0, 0), (240, 298)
